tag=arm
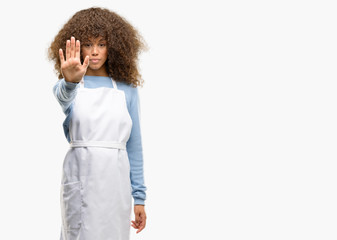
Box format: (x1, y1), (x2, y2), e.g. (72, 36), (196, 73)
(52, 78), (79, 114)
(53, 36), (89, 114)
(127, 87), (147, 206)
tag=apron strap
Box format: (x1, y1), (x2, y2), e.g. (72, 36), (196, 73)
(70, 140), (126, 150)
(112, 78), (118, 90)
(79, 77), (84, 88)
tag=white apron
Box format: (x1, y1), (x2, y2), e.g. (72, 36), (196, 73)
(60, 77), (133, 240)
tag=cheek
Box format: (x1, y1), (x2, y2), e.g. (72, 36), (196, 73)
(103, 49), (108, 59)
(81, 50), (88, 57)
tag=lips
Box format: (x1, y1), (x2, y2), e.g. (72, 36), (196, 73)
(90, 59), (100, 63)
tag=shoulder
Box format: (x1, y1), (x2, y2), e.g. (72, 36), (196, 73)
(116, 81), (139, 99)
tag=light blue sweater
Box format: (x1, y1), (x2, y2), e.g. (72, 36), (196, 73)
(53, 75), (147, 205)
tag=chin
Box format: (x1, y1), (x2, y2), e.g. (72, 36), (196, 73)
(89, 67), (101, 71)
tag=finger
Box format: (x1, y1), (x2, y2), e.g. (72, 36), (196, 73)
(66, 40), (70, 60)
(70, 36), (75, 58)
(136, 225), (144, 233)
(59, 49), (65, 65)
(83, 55), (89, 68)
(75, 40), (80, 59)
(134, 215), (140, 226)
(136, 221), (146, 233)
(131, 220), (139, 227)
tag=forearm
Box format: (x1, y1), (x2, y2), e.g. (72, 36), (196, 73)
(53, 78), (79, 114)
(128, 144), (147, 205)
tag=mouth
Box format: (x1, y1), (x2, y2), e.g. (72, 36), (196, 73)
(90, 59), (100, 64)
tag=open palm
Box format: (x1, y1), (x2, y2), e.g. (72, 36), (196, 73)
(59, 36), (89, 83)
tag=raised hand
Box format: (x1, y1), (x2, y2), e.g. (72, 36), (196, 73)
(59, 36), (89, 83)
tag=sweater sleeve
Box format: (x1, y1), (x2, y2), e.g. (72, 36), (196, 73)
(52, 78), (80, 114)
(127, 87), (147, 206)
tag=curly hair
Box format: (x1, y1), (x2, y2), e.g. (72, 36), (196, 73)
(47, 7), (148, 87)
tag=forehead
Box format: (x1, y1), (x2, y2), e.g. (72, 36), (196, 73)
(86, 36), (106, 42)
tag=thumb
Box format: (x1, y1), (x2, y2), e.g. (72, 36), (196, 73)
(83, 55), (89, 69)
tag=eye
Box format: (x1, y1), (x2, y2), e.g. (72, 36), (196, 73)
(83, 43), (91, 47)
(99, 43), (106, 47)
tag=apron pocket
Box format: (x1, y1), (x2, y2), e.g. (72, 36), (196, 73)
(60, 181), (83, 230)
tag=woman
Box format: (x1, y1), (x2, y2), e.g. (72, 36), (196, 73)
(48, 7), (148, 240)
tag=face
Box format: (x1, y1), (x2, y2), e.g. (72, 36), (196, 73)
(81, 36), (108, 76)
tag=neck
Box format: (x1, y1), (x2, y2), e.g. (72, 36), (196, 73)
(85, 68), (109, 77)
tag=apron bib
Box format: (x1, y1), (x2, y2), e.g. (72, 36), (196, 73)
(60, 77), (133, 240)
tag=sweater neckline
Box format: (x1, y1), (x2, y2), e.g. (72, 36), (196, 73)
(83, 75), (114, 87)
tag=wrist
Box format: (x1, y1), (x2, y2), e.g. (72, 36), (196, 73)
(134, 198), (145, 206)
(62, 78), (80, 90)
(64, 78), (79, 83)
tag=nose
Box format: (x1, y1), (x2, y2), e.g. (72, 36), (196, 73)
(92, 45), (98, 56)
